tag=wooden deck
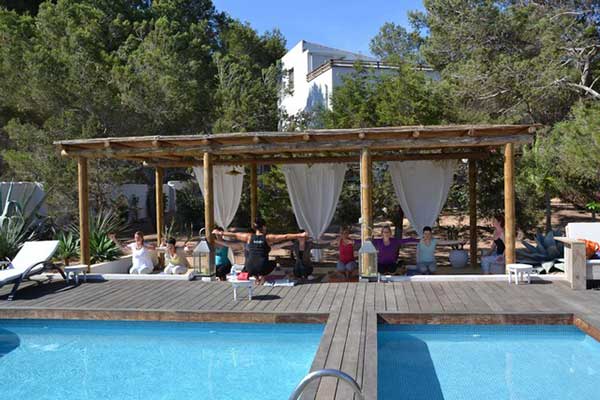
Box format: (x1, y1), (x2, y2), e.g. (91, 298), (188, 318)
(2, 279), (600, 400)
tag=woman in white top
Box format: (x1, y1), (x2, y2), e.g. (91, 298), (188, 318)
(110, 231), (155, 274)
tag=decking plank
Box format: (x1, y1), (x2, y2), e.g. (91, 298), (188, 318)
(470, 282), (504, 312)
(411, 283), (432, 312)
(383, 284), (397, 311)
(425, 282), (444, 312)
(319, 283), (341, 312)
(297, 283), (323, 311)
(315, 284), (357, 400)
(458, 282), (495, 312)
(274, 285), (306, 312)
(403, 282), (421, 312)
(336, 283), (366, 399)
(438, 281), (468, 312)
(374, 283), (385, 311)
(431, 282), (456, 312)
(308, 284), (330, 312)
(392, 283), (410, 312)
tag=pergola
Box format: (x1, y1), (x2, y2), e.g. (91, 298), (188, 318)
(55, 124), (537, 274)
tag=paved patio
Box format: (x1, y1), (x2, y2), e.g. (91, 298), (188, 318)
(2, 279), (600, 400)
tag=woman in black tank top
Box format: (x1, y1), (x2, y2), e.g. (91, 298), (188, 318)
(213, 217), (308, 284)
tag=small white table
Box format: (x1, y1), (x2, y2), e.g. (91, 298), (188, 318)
(507, 263), (533, 285)
(230, 279), (254, 301)
(64, 264), (88, 285)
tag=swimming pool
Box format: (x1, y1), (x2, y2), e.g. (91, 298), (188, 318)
(379, 324), (600, 400)
(0, 319), (323, 400)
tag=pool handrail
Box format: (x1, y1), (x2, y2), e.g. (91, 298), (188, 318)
(288, 368), (364, 400)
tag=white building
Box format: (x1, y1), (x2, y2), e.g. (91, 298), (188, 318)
(279, 40), (436, 125)
(279, 40), (376, 118)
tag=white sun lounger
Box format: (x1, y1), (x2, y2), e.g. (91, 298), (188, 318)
(0, 240), (64, 301)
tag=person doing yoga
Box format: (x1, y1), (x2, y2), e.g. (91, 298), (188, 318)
(213, 217), (307, 285)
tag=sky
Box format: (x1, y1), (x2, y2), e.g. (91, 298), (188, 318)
(213, 0), (425, 56)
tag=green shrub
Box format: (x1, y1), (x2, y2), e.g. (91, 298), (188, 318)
(90, 232), (121, 264)
(0, 183), (47, 259)
(0, 217), (33, 260)
(68, 208), (126, 264)
(55, 231), (79, 266)
(175, 185), (204, 232)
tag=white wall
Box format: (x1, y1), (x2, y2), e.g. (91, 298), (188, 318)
(280, 42), (311, 118)
(0, 182), (47, 216)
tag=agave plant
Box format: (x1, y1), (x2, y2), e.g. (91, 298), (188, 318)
(69, 208), (127, 264)
(0, 217), (35, 260)
(55, 231), (80, 266)
(0, 183), (47, 260)
(516, 230), (565, 273)
(89, 232), (121, 264)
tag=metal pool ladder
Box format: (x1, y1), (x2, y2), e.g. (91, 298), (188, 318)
(288, 369), (365, 400)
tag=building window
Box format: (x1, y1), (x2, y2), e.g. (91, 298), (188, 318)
(285, 68), (294, 95)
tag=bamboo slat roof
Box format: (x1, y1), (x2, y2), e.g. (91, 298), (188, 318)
(55, 124), (538, 166)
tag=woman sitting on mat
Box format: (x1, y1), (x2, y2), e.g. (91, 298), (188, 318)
(213, 217), (308, 285)
(416, 226), (437, 274)
(163, 237), (189, 275)
(330, 226), (358, 281)
(373, 225), (418, 274)
(110, 231), (155, 274)
(212, 227), (246, 281)
(481, 214), (505, 274)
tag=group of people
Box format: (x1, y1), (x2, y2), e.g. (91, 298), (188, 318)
(331, 213), (506, 279)
(109, 213), (506, 281)
(109, 218), (308, 285)
(109, 232), (190, 275)
(332, 224), (435, 279)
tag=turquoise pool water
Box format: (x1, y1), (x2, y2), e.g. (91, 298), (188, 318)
(379, 324), (600, 400)
(0, 319), (323, 400)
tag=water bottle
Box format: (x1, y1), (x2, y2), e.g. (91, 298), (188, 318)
(228, 266), (238, 281)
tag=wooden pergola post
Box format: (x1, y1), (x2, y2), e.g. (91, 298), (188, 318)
(468, 159), (478, 268)
(155, 167), (164, 245)
(360, 148), (375, 277)
(360, 148), (373, 241)
(504, 143), (516, 265)
(250, 164), (258, 224)
(203, 152), (215, 271)
(77, 157), (90, 271)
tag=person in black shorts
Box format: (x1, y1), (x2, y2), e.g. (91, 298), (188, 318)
(213, 217), (308, 285)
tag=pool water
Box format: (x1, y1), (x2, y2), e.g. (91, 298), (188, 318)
(379, 324), (600, 400)
(0, 319), (323, 400)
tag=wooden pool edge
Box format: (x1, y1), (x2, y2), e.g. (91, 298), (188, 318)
(376, 312), (575, 326)
(0, 307), (328, 324)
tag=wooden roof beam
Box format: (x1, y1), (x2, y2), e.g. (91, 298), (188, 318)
(141, 150), (490, 168)
(59, 133), (533, 159)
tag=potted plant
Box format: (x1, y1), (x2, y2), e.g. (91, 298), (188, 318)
(445, 225), (468, 268)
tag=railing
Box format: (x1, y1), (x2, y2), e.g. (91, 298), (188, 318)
(288, 369), (364, 400)
(306, 58), (434, 82)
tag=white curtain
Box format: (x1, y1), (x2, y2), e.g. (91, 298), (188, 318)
(281, 163), (347, 239)
(193, 166), (244, 229)
(388, 160), (457, 235)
